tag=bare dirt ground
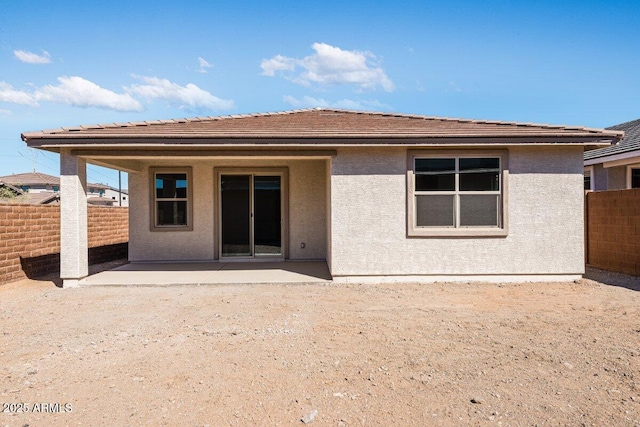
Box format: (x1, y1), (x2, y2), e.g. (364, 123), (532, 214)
(1, 265), (639, 426)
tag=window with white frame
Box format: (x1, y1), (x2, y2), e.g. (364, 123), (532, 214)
(407, 151), (507, 237)
(150, 167), (193, 231)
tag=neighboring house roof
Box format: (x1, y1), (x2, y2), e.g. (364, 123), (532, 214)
(0, 181), (25, 195)
(0, 172), (114, 195)
(105, 186), (128, 195)
(0, 186), (59, 204)
(87, 183), (110, 190)
(584, 118), (640, 161)
(22, 192), (60, 204)
(87, 197), (114, 206)
(0, 171), (60, 186)
(22, 108), (622, 147)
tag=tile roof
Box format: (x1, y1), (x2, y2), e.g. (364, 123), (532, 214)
(22, 108), (622, 144)
(0, 181), (24, 195)
(0, 172), (109, 193)
(584, 118), (640, 161)
(21, 192), (60, 204)
(87, 182), (111, 190)
(0, 172), (60, 186)
(87, 197), (114, 206)
(0, 190), (59, 205)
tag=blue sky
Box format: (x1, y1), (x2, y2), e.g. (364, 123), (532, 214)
(1, 0), (639, 187)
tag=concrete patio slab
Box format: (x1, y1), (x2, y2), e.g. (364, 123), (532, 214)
(79, 261), (332, 286)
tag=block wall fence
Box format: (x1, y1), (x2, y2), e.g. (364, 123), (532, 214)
(585, 189), (640, 276)
(0, 204), (128, 285)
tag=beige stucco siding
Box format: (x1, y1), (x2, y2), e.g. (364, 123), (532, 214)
(592, 163), (635, 190)
(593, 163), (608, 191)
(129, 162), (214, 261)
(330, 146), (585, 276)
(129, 159), (326, 262)
(606, 166), (628, 190)
(128, 147), (584, 275)
(288, 160), (328, 259)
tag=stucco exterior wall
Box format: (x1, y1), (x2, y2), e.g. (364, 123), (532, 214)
(129, 159), (326, 262)
(591, 164), (631, 191)
(330, 146), (585, 277)
(607, 166), (627, 190)
(593, 164), (608, 191)
(288, 160), (328, 259)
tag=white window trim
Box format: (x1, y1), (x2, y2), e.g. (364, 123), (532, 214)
(584, 165), (595, 191)
(626, 164), (640, 189)
(149, 167), (193, 232)
(407, 149), (509, 237)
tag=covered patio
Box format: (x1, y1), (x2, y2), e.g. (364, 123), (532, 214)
(79, 261), (332, 286)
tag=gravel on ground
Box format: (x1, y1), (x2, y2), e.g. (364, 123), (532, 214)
(1, 265), (639, 426)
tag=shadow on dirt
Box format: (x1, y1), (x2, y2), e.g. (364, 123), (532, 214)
(584, 267), (640, 292)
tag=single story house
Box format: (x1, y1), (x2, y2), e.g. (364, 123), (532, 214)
(584, 118), (639, 190)
(21, 108), (622, 287)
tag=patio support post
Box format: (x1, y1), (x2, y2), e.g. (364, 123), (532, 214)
(60, 148), (88, 287)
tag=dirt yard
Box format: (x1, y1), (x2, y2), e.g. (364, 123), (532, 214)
(1, 267), (639, 426)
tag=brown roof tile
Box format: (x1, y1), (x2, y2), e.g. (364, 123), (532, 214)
(21, 108), (623, 144)
(0, 172), (60, 186)
(21, 192), (60, 205)
(0, 181), (24, 195)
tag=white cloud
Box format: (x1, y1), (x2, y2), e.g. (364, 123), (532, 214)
(1, 77), (142, 111)
(197, 57), (213, 74)
(127, 75), (234, 110)
(35, 76), (143, 111)
(1, 75), (233, 112)
(0, 109), (12, 115)
(14, 50), (51, 64)
(0, 82), (38, 106)
(260, 54), (297, 76)
(262, 43), (394, 92)
(282, 95), (330, 108)
(283, 95), (390, 111)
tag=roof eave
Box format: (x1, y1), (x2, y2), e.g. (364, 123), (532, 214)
(23, 134), (621, 149)
(22, 131), (623, 141)
(584, 148), (640, 166)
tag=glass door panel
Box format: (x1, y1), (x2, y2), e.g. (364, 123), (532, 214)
(254, 176), (282, 256)
(221, 175), (251, 257)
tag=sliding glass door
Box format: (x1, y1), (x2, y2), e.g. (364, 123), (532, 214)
(220, 173), (282, 258)
(220, 175), (251, 257)
(253, 176), (282, 256)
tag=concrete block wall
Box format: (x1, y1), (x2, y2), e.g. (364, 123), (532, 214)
(0, 204), (129, 284)
(87, 206), (129, 247)
(586, 189), (640, 276)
